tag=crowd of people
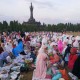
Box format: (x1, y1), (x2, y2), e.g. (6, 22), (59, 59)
(0, 31), (80, 80)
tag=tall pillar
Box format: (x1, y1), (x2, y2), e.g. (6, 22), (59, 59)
(30, 3), (33, 19)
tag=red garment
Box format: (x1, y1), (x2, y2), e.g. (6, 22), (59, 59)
(25, 37), (30, 43)
(70, 47), (77, 54)
(68, 54), (78, 70)
(50, 54), (60, 64)
(59, 69), (69, 80)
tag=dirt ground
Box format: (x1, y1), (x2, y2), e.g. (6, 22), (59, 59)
(20, 68), (72, 80)
(67, 31), (80, 36)
(20, 71), (33, 80)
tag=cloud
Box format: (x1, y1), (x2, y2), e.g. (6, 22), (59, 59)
(0, 0), (80, 24)
(26, 0), (53, 8)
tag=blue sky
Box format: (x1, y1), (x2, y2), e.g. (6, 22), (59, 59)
(0, 0), (80, 24)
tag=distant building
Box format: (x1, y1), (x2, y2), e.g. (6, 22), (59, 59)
(23, 3), (41, 26)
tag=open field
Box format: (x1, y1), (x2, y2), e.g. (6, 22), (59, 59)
(20, 67), (72, 80)
(20, 32), (80, 80)
(66, 31), (80, 36)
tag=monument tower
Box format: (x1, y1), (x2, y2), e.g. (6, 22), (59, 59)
(30, 3), (33, 20)
(23, 3), (41, 26)
(28, 2), (35, 23)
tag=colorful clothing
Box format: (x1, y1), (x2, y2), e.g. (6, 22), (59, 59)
(33, 52), (48, 79)
(68, 54), (78, 70)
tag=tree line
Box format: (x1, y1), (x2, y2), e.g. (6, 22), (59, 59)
(0, 20), (80, 32)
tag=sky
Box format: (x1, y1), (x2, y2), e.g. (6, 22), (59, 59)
(0, 0), (80, 24)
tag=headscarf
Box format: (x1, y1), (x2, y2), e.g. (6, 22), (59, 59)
(70, 47), (77, 54)
(58, 40), (63, 54)
(38, 44), (48, 54)
(73, 40), (79, 48)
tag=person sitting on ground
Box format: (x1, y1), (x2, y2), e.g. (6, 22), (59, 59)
(12, 39), (24, 57)
(0, 47), (12, 67)
(63, 44), (72, 65)
(72, 55), (80, 79)
(68, 47), (78, 70)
